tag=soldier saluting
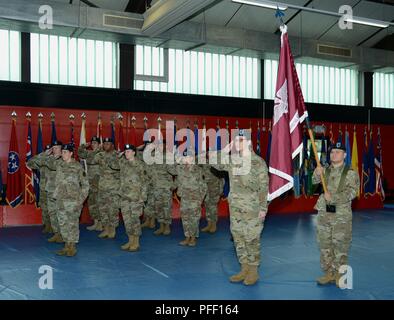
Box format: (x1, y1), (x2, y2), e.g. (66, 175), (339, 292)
(313, 141), (360, 287)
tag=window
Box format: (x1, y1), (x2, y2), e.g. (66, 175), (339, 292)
(373, 72), (394, 109)
(134, 45), (260, 99)
(264, 59), (359, 106)
(31, 33), (118, 88)
(0, 29), (21, 81)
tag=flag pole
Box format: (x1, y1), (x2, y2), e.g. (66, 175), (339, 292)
(306, 117), (328, 194)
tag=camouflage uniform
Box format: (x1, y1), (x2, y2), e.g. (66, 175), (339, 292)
(109, 156), (147, 236)
(202, 166), (223, 223)
(29, 153), (63, 233)
(92, 150), (120, 229)
(212, 151), (269, 267)
(312, 164), (359, 275)
(170, 163), (206, 238)
(78, 145), (100, 221)
(48, 158), (89, 243)
(27, 157), (50, 227)
(149, 152), (175, 226)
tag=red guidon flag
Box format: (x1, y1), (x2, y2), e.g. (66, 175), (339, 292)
(268, 25), (308, 201)
(6, 115), (23, 207)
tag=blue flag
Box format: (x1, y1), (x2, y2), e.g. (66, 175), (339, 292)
(51, 119), (57, 145)
(364, 133), (376, 195)
(194, 126), (199, 155)
(256, 127), (261, 156)
(266, 129), (272, 165)
(0, 161), (4, 203)
(215, 127), (221, 151)
(345, 131), (351, 166)
(34, 121), (43, 207)
(111, 122), (116, 147)
(337, 130), (343, 144)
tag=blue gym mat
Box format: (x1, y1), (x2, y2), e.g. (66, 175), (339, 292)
(0, 209), (393, 300)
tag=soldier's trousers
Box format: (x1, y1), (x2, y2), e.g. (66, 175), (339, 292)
(180, 202), (202, 238)
(121, 200), (143, 236)
(47, 194), (59, 233)
(98, 189), (120, 228)
(143, 188), (156, 219)
(57, 199), (82, 243)
(87, 184), (99, 221)
(40, 190), (50, 226)
(204, 190), (221, 222)
(154, 189), (173, 225)
(229, 205), (264, 266)
(316, 210), (352, 274)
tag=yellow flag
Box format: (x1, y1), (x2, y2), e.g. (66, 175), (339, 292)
(351, 130), (360, 197)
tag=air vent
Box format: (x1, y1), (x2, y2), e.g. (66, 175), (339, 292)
(317, 44), (352, 58)
(103, 14), (143, 30)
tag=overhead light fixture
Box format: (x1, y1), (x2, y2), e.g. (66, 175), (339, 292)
(345, 16), (389, 28)
(232, 0), (288, 11)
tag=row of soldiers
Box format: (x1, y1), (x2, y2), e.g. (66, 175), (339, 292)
(27, 130), (359, 287)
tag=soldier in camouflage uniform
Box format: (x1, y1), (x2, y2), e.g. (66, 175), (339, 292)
(210, 130), (269, 286)
(109, 144), (148, 251)
(138, 143), (156, 229)
(28, 140), (64, 243)
(27, 144), (52, 234)
(43, 144), (89, 256)
(312, 141), (359, 287)
(169, 150), (207, 246)
(78, 136), (102, 231)
(91, 137), (120, 239)
(144, 142), (175, 236)
(201, 164), (224, 234)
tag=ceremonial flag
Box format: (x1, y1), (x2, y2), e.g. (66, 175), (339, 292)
(364, 131), (376, 196)
(337, 129), (343, 144)
(130, 117), (137, 146)
(256, 125), (261, 156)
(24, 117), (35, 204)
(201, 121), (207, 154)
(0, 161), (4, 203)
(111, 120), (116, 147)
(97, 113), (103, 144)
(351, 128), (359, 198)
(34, 117), (43, 206)
(70, 116), (75, 147)
(320, 136), (327, 166)
(6, 115), (23, 208)
(361, 129), (369, 195)
(215, 125), (222, 151)
(375, 129), (385, 200)
(266, 126), (272, 165)
(194, 124), (199, 155)
(222, 123), (230, 198)
(51, 115), (57, 145)
(267, 24), (309, 201)
(345, 130), (351, 166)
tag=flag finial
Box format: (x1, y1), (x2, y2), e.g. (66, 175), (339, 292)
(11, 111), (17, 118)
(69, 114), (75, 121)
(26, 112), (32, 119)
(51, 112), (55, 120)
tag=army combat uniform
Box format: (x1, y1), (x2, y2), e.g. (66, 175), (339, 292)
(149, 150), (175, 236)
(109, 149), (147, 251)
(92, 149), (120, 239)
(27, 149), (51, 233)
(312, 159), (359, 286)
(78, 143), (101, 231)
(30, 150), (64, 243)
(169, 160), (207, 246)
(45, 149), (89, 256)
(211, 147), (269, 286)
(201, 165), (224, 233)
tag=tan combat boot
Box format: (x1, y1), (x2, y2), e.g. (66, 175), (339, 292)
(229, 264), (249, 283)
(107, 226), (116, 239)
(128, 235), (140, 252)
(98, 226), (109, 238)
(95, 221), (103, 231)
(56, 243), (68, 256)
(243, 265), (259, 286)
(154, 223), (164, 235)
(188, 236), (197, 247)
(179, 237), (190, 246)
(121, 235), (133, 250)
(163, 223), (171, 236)
(148, 217), (156, 229)
(86, 220), (97, 231)
(316, 272), (336, 285)
(201, 221), (211, 233)
(66, 242), (77, 257)
(48, 233), (63, 243)
(209, 221), (217, 233)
